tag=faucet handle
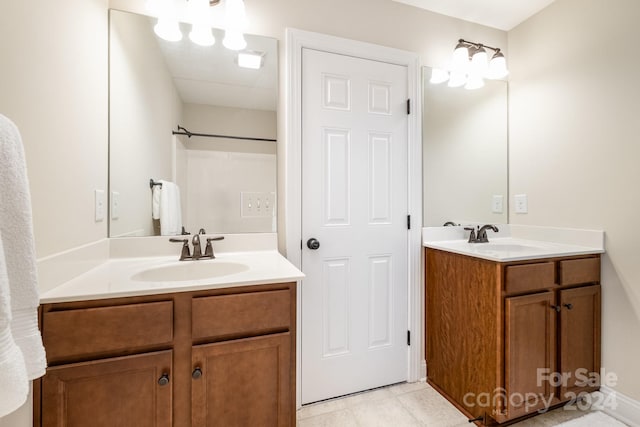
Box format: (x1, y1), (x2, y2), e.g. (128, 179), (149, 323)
(464, 227), (477, 243)
(199, 228), (206, 235)
(204, 236), (224, 259)
(169, 238), (191, 260)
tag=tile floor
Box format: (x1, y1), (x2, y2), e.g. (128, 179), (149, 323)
(296, 382), (607, 427)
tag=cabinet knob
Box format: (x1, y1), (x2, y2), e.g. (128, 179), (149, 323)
(550, 305), (561, 313)
(158, 373), (170, 386)
(563, 303), (574, 310)
(192, 367), (203, 379)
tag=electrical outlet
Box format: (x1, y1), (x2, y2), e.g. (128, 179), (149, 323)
(491, 195), (504, 214)
(111, 191), (120, 220)
(95, 189), (105, 222)
(514, 194), (528, 214)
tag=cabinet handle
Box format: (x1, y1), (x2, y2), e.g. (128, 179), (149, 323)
(550, 305), (561, 312)
(192, 367), (203, 379)
(158, 373), (170, 386)
(563, 303), (574, 310)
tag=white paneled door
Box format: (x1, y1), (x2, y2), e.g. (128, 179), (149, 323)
(301, 48), (409, 404)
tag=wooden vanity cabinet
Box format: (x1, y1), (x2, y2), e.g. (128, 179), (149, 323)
(425, 250), (601, 425)
(35, 282), (296, 427)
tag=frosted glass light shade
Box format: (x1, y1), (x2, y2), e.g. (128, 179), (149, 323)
(154, 16), (182, 42)
(448, 70), (467, 88)
(488, 52), (509, 79)
(225, 0), (247, 30)
(223, 29), (247, 50)
(190, 25), (215, 46)
(451, 42), (469, 72)
(471, 47), (489, 76)
(465, 74), (485, 90)
(430, 68), (449, 84)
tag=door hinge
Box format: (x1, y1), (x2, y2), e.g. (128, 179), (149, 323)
(406, 99), (411, 115)
(300, 239), (303, 250)
(407, 330), (411, 346)
(407, 215), (411, 230)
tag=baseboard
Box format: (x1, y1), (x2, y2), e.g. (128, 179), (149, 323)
(601, 386), (640, 427)
(420, 360), (427, 381)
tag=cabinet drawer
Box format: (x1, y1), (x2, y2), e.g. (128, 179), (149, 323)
(192, 290), (291, 340)
(43, 301), (173, 363)
(505, 262), (555, 294)
(559, 257), (600, 286)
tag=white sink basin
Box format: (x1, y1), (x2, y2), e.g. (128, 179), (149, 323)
(131, 261), (249, 282)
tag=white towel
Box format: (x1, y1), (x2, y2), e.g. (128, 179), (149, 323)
(0, 114), (47, 417)
(151, 183), (161, 220)
(158, 180), (182, 236)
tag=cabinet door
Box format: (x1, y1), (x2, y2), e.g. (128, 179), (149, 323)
(192, 333), (292, 427)
(41, 350), (172, 427)
(505, 292), (556, 419)
(559, 285), (601, 399)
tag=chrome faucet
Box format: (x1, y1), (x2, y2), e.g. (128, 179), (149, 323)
(170, 229), (225, 261)
(464, 224), (499, 243)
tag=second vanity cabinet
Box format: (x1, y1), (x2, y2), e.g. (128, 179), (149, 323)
(35, 282), (296, 427)
(426, 250), (601, 425)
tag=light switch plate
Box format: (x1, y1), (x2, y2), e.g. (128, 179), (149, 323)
(514, 194), (528, 214)
(111, 191), (120, 220)
(95, 189), (105, 222)
(492, 195), (504, 214)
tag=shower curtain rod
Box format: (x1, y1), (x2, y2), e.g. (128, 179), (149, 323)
(172, 125), (277, 142)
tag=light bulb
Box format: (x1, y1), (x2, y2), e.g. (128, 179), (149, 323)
(488, 51), (509, 79)
(429, 68), (449, 84)
(223, 29), (247, 50)
(448, 70), (466, 88)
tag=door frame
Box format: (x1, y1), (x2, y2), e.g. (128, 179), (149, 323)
(285, 28), (423, 407)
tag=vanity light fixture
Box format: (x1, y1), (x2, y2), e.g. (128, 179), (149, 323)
(148, 0), (248, 51)
(237, 51), (264, 69)
(431, 38), (509, 90)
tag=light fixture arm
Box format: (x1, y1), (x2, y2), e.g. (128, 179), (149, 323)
(458, 39), (502, 54)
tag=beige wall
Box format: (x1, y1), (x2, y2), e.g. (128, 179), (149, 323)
(109, 10), (183, 238)
(0, 0), (108, 258)
(508, 0), (640, 401)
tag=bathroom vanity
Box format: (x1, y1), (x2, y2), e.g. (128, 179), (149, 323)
(33, 245), (303, 427)
(423, 226), (604, 426)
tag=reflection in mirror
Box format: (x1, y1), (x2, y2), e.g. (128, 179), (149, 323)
(422, 66), (508, 226)
(109, 9), (277, 237)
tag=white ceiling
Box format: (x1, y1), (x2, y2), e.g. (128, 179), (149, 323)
(391, 0), (557, 31)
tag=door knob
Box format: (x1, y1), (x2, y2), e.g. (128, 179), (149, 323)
(563, 303), (574, 310)
(307, 238), (320, 250)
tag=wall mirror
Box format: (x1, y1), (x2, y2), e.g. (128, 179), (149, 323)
(109, 9), (278, 237)
(422, 66), (508, 227)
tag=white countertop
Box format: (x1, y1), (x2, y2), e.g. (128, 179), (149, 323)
(424, 237), (603, 262)
(40, 250), (305, 304)
(422, 225), (605, 262)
